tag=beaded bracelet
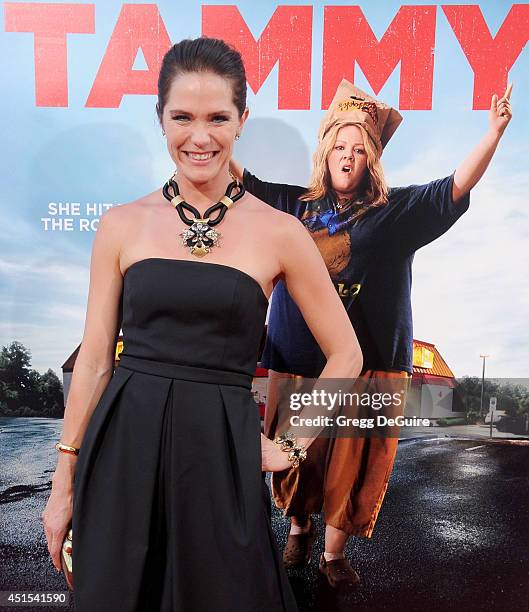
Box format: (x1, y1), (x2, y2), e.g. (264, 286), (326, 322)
(274, 432), (307, 468)
(55, 442), (80, 456)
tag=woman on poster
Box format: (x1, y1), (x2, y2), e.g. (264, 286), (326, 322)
(230, 79), (513, 588)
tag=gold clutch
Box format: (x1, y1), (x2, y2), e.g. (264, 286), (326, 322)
(60, 528), (73, 591)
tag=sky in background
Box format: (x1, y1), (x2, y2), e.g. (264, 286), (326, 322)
(1, 0), (528, 379)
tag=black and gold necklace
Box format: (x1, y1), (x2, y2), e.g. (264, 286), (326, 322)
(162, 175), (245, 257)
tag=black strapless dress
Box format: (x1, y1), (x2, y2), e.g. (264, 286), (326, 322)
(71, 257), (298, 612)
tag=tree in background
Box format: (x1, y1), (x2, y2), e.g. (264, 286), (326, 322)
(0, 341), (64, 417)
(455, 376), (529, 422)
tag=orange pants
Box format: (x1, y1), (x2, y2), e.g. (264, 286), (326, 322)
(264, 369), (411, 538)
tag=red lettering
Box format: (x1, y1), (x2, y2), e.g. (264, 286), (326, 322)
(322, 6), (436, 110)
(86, 4), (171, 108)
(443, 5), (529, 110)
(4, 2), (94, 107)
(202, 6), (312, 110)
(7, 3), (527, 112)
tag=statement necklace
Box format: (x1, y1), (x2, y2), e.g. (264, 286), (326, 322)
(162, 175), (245, 257)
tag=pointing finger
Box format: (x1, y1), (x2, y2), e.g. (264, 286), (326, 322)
(490, 93), (497, 112)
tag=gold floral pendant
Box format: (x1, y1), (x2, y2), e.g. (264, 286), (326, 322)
(180, 220), (220, 258)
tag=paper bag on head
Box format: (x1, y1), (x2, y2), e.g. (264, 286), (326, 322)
(318, 79), (403, 153)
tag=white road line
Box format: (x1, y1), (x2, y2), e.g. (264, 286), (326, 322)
(465, 445), (486, 451)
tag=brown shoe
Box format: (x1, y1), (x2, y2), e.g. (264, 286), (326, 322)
(282, 519), (317, 568)
(318, 553), (361, 588)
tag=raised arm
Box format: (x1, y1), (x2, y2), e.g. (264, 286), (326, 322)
(385, 86), (512, 252)
(41, 206), (124, 570)
(453, 83), (513, 202)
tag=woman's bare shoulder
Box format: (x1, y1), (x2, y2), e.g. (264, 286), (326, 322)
(94, 192), (163, 259)
(119, 190), (164, 212)
(101, 190), (163, 224)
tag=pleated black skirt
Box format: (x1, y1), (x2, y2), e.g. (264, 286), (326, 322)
(72, 355), (298, 611)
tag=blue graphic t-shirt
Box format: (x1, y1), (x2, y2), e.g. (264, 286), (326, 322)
(243, 169), (470, 376)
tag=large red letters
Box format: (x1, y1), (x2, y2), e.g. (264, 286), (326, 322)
(322, 6), (436, 110)
(443, 5), (529, 109)
(4, 3), (528, 110)
(203, 6), (313, 109)
(4, 2), (95, 107)
(86, 4), (171, 108)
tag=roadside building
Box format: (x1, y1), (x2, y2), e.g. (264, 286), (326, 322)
(406, 339), (464, 421)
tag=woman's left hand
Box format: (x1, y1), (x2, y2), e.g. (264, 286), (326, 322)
(489, 82), (513, 137)
(261, 434), (292, 472)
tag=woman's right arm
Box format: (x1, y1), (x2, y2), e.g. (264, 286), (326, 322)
(41, 205), (125, 570)
(261, 213), (363, 471)
(230, 158), (306, 215)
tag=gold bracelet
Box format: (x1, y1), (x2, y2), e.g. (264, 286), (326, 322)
(55, 442), (80, 456)
(273, 432), (307, 468)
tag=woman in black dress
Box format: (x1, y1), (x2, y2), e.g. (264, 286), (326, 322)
(40, 38), (362, 610)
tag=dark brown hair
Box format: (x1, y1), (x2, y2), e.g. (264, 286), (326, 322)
(156, 37), (247, 121)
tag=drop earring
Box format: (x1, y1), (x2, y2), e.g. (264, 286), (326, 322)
(235, 133), (240, 141)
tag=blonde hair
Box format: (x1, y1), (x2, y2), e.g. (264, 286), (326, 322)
(300, 121), (389, 217)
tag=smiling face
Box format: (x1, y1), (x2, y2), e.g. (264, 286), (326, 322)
(160, 71), (248, 187)
(326, 124), (368, 199)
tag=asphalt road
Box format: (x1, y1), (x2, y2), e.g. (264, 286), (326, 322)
(1, 419), (528, 611)
(278, 437), (529, 612)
